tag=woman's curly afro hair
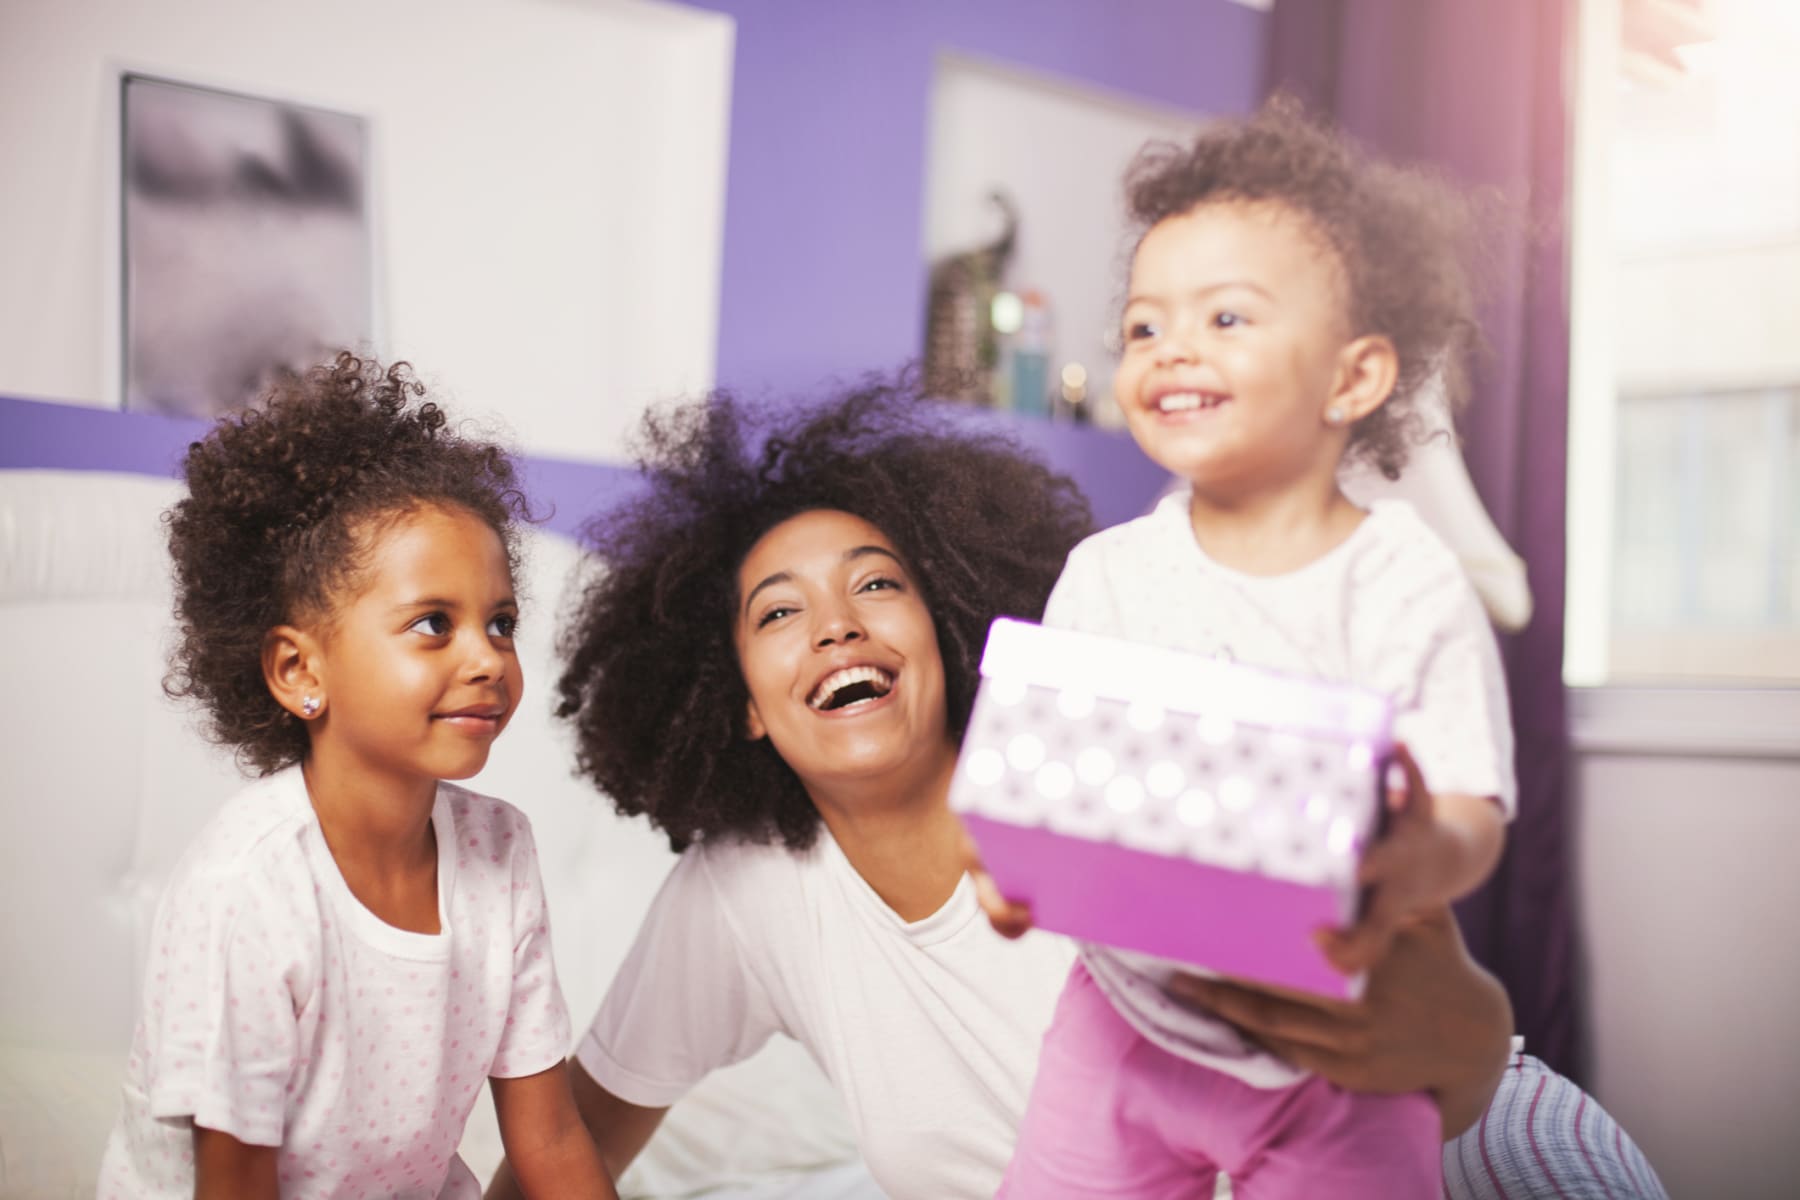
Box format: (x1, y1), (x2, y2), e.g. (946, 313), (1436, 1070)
(164, 351), (531, 775)
(1124, 97), (1483, 479)
(556, 376), (1094, 852)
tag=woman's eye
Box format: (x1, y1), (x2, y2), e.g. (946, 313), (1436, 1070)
(487, 612), (519, 639)
(858, 575), (901, 594)
(408, 612), (452, 637)
(756, 605), (796, 629)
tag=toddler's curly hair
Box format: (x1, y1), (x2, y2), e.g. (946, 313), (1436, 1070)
(164, 352), (530, 775)
(556, 376), (1094, 852)
(1125, 97), (1482, 479)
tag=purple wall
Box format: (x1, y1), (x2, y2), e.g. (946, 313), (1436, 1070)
(682, 0), (1269, 397)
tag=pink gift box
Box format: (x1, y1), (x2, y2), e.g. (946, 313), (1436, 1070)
(950, 619), (1394, 1000)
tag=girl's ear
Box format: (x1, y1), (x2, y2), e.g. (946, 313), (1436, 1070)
(744, 697), (768, 742)
(263, 625), (325, 721)
(1329, 334), (1400, 425)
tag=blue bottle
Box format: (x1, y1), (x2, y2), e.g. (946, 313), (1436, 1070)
(1011, 289), (1052, 419)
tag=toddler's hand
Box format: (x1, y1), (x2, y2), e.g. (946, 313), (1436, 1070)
(959, 825), (1034, 939)
(1317, 743), (1448, 975)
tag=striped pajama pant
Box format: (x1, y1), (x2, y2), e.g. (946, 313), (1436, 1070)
(1443, 1051), (1669, 1199)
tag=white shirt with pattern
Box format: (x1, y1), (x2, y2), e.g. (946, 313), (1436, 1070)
(98, 767), (570, 1199)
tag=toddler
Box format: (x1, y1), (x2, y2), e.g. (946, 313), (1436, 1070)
(98, 354), (616, 1198)
(983, 102), (1516, 1198)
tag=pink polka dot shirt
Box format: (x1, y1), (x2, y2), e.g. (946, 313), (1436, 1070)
(98, 768), (571, 1198)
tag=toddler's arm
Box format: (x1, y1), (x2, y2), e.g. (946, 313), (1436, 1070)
(1319, 743), (1505, 975)
(489, 1062), (620, 1199)
(193, 1125), (279, 1199)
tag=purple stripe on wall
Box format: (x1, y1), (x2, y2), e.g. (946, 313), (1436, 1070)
(0, 394), (637, 543)
(1, 392), (1160, 537)
(0, 394), (210, 478)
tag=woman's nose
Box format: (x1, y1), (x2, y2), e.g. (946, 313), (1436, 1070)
(813, 604), (865, 648)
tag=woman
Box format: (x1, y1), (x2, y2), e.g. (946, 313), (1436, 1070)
(488, 379), (1665, 1200)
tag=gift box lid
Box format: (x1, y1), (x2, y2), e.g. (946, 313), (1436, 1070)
(978, 618), (1393, 745)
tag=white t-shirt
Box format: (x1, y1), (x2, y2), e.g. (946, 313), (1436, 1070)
(1044, 492), (1515, 1087)
(577, 829), (1075, 1200)
(99, 767), (571, 1199)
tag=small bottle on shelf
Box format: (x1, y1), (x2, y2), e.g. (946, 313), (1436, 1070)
(1010, 289), (1052, 419)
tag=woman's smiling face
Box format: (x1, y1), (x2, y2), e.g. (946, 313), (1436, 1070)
(733, 509), (953, 797)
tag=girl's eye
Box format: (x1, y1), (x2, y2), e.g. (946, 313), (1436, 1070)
(858, 575), (902, 594)
(1124, 319), (1159, 342)
(487, 612), (519, 639)
(408, 612), (452, 637)
(1212, 311), (1242, 329)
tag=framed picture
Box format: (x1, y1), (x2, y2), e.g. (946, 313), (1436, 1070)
(119, 73), (375, 417)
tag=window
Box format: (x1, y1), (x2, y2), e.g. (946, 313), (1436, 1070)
(1567, 0), (1800, 685)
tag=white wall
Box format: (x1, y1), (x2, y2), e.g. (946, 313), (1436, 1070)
(1572, 689), (1800, 1199)
(0, 0), (732, 464)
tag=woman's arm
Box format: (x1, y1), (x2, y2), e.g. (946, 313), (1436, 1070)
(193, 1125), (279, 1200)
(485, 1060), (669, 1200)
(1167, 906), (1511, 1139)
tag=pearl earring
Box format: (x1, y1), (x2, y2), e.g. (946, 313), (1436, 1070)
(1326, 406), (1347, 426)
(301, 696), (320, 718)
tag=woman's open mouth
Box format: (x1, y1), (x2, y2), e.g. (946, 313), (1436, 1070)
(807, 665), (895, 712)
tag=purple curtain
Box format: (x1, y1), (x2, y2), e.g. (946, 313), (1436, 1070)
(1266, 0), (1579, 1078)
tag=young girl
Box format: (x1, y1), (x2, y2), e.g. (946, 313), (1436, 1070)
(980, 102), (1516, 1197)
(98, 354), (616, 1199)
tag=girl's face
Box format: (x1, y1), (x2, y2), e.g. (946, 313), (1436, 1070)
(304, 504), (522, 794)
(733, 509), (953, 798)
(1114, 199), (1363, 499)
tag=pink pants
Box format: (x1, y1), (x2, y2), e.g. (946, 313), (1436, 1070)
(1000, 960), (1440, 1199)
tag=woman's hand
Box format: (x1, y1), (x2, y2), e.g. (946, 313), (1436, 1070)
(1166, 906), (1512, 1138)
